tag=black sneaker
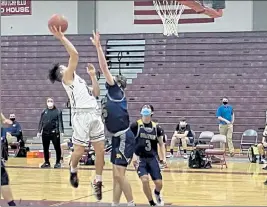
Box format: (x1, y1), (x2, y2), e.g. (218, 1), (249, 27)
(70, 172), (79, 188)
(92, 179), (102, 201)
(264, 179), (267, 185)
(41, 162), (51, 168)
(54, 163), (61, 169)
(263, 166), (267, 170)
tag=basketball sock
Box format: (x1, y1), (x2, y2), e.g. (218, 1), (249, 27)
(259, 155), (262, 161)
(154, 189), (160, 195)
(8, 200), (16, 206)
(184, 149), (187, 154)
(127, 200), (135, 206)
(70, 166), (77, 173)
(149, 200), (156, 206)
(170, 149), (174, 155)
(95, 174), (102, 182)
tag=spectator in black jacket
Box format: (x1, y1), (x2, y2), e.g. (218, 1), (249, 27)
(37, 98), (64, 168)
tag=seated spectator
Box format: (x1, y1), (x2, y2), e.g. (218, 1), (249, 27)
(5, 114), (24, 147)
(257, 124), (267, 165)
(169, 117), (193, 159)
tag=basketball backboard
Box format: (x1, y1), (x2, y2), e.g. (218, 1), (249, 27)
(178, 0), (225, 18)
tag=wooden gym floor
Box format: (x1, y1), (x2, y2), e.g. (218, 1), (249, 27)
(1, 157), (267, 206)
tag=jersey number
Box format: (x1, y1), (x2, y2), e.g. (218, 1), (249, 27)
(145, 140), (151, 151)
(78, 78), (93, 96)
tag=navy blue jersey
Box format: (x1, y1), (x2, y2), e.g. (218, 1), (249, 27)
(101, 82), (130, 133)
(131, 120), (164, 158)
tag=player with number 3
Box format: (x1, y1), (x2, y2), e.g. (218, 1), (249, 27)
(130, 105), (165, 206)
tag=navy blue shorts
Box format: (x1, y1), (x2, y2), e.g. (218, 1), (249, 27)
(1, 161), (9, 186)
(110, 129), (135, 167)
(137, 156), (162, 181)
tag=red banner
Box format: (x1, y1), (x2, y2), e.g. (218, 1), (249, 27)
(1, 0), (32, 16)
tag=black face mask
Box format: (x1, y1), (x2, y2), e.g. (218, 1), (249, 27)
(10, 118), (15, 122)
(223, 102), (228, 105)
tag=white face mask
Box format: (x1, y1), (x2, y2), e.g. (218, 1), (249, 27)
(180, 121), (186, 127)
(47, 102), (54, 108)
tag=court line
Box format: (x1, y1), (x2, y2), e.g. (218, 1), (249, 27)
(6, 165), (267, 176)
(49, 189), (113, 206)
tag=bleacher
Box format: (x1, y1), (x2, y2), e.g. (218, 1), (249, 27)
(2, 32), (267, 150)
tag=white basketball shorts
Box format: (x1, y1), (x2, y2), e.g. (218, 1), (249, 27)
(71, 110), (105, 146)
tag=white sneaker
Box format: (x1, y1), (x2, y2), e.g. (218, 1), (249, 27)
(166, 154), (174, 158)
(183, 154), (188, 159)
(154, 191), (164, 206)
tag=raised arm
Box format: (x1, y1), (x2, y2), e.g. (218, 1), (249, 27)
(49, 26), (79, 84)
(87, 63), (100, 97)
(0, 113), (12, 125)
(91, 31), (114, 86)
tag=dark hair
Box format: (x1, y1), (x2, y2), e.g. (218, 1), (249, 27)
(149, 104), (154, 112)
(115, 75), (127, 89)
(48, 63), (60, 83)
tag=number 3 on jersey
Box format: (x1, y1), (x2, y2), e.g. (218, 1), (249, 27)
(145, 140), (151, 151)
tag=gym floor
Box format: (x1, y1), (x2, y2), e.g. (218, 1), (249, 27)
(1, 157), (267, 206)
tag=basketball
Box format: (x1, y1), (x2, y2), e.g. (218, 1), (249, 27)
(48, 14), (68, 33)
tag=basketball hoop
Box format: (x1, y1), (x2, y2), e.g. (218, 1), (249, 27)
(153, 0), (185, 36)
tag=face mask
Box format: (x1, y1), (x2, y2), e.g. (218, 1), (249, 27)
(47, 102), (54, 108)
(141, 108), (152, 117)
(180, 122), (186, 127)
(223, 102), (228, 105)
(10, 118), (15, 122)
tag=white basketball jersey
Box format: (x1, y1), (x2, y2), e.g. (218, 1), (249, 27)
(62, 73), (98, 109)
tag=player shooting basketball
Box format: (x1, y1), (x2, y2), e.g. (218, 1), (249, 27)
(0, 113), (17, 206)
(48, 26), (105, 201)
(91, 31), (135, 206)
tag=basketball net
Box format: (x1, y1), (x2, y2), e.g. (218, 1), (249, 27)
(153, 0), (185, 36)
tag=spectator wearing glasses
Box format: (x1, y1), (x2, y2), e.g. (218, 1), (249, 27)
(216, 97), (235, 157)
(37, 98), (64, 168)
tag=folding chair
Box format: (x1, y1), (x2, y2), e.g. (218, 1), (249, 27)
(205, 134), (227, 169)
(239, 129), (258, 155)
(196, 131), (214, 150)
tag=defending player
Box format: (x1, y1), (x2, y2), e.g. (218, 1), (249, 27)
(131, 105), (165, 206)
(48, 26), (105, 201)
(1, 113), (16, 206)
(91, 31), (135, 206)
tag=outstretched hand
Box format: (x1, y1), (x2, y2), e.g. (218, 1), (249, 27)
(49, 26), (64, 40)
(86, 63), (96, 76)
(90, 30), (101, 47)
(3, 119), (12, 125)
